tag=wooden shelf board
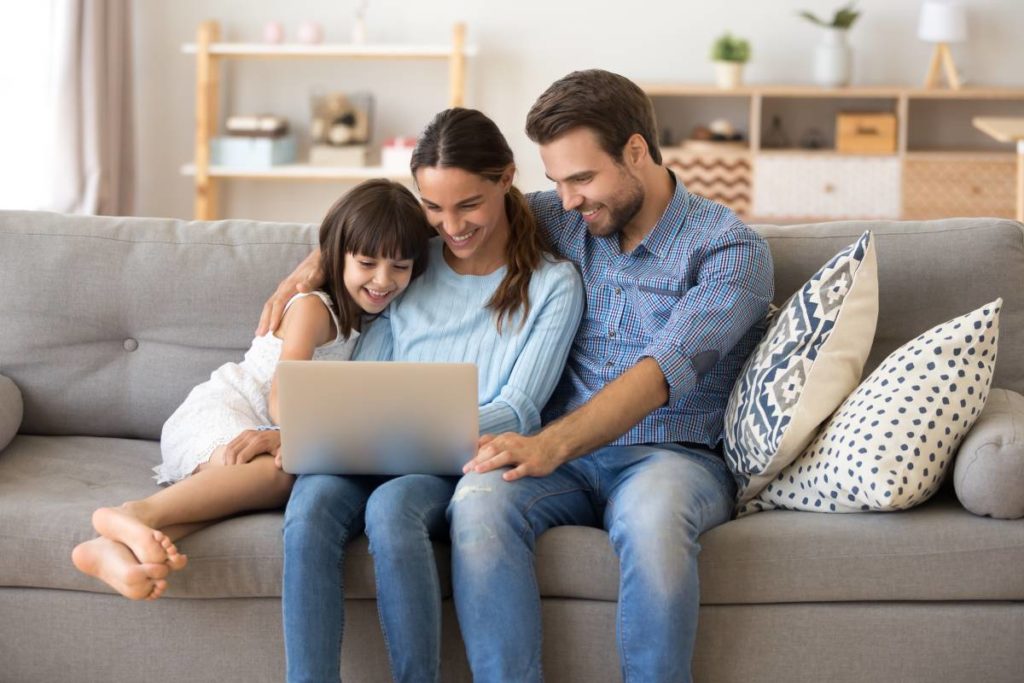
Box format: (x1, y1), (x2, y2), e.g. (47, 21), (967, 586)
(181, 43), (478, 59)
(756, 149), (898, 157)
(904, 150), (1017, 160)
(181, 163), (411, 180)
(642, 84), (1024, 100)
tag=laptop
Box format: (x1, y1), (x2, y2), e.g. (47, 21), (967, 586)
(276, 360), (478, 476)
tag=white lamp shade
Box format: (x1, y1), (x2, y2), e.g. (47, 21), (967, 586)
(918, 1), (968, 43)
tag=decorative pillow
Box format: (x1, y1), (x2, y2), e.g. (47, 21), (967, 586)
(0, 374), (23, 452)
(724, 231), (878, 507)
(745, 299), (1002, 516)
(953, 388), (1024, 520)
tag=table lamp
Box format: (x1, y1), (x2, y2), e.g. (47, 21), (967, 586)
(919, 0), (967, 90)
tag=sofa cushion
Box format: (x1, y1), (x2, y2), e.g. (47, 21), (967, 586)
(955, 388), (1024, 519)
(747, 299), (1000, 515)
(724, 231), (878, 506)
(755, 219), (1024, 396)
(3, 435), (1024, 605)
(0, 210), (317, 440)
(0, 375), (21, 451)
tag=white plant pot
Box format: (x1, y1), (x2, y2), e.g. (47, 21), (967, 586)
(714, 61), (744, 89)
(814, 27), (851, 87)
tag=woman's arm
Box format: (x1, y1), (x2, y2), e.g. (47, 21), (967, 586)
(477, 264), (584, 435)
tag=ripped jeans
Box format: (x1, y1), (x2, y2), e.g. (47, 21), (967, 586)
(447, 443), (737, 683)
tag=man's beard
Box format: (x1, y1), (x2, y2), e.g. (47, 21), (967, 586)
(590, 172), (644, 238)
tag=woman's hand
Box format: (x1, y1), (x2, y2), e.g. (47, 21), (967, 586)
(256, 249), (325, 336)
(220, 429), (282, 465)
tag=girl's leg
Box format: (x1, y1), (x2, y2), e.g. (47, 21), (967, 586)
(364, 474), (457, 683)
(282, 473), (382, 683)
(92, 452), (294, 565)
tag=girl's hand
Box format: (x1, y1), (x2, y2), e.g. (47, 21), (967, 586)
(257, 248), (325, 336)
(221, 429), (282, 465)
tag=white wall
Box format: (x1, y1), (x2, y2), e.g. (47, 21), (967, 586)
(133, 0), (1024, 222)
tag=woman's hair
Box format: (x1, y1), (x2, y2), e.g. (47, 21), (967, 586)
(319, 178), (433, 338)
(411, 107), (553, 333)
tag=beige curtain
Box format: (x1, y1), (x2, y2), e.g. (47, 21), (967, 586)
(51, 0), (134, 215)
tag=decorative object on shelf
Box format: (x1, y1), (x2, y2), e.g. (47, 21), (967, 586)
(710, 33), (750, 90)
(763, 115), (791, 149)
(309, 144), (368, 167)
(799, 3), (861, 87)
(225, 114), (289, 138)
(683, 119), (745, 152)
(799, 127), (826, 149)
(352, 0), (369, 44)
(381, 137), (418, 171)
(836, 112), (896, 153)
(310, 91), (372, 146)
(297, 21), (324, 44)
(263, 21), (284, 44)
(919, 0), (967, 90)
(211, 136), (297, 168)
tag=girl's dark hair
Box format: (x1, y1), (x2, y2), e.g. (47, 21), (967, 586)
(319, 179), (433, 338)
(411, 107), (552, 332)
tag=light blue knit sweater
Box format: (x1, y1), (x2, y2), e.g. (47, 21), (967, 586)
(354, 238), (584, 435)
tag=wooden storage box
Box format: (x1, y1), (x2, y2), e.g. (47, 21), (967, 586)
(903, 156), (1016, 219)
(836, 112), (897, 154)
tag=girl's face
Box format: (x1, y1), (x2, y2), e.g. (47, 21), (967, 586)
(343, 252), (415, 314)
(414, 165), (512, 266)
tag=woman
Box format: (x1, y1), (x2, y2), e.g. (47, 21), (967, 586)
(265, 108), (584, 683)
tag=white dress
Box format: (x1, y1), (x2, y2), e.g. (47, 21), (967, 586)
(155, 291), (358, 484)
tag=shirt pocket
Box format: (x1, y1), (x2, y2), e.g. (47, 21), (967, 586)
(634, 278), (685, 335)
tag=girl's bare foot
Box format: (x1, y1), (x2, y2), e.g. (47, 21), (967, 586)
(71, 537), (169, 600)
(92, 506), (187, 570)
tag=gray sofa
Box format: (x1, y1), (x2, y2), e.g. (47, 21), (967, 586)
(1, 209), (1023, 683)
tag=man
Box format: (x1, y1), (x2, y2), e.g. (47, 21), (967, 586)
(259, 70), (773, 682)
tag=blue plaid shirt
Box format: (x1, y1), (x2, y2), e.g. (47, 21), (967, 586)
(531, 173), (773, 448)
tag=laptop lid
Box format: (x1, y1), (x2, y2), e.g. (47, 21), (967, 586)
(277, 360), (478, 475)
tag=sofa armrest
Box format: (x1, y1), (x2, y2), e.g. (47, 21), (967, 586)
(954, 387), (1024, 519)
(0, 374), (23, 452)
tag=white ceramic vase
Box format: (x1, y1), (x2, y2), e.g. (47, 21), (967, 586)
(813, 27), (851, 87)
(714, 61), (744, 89)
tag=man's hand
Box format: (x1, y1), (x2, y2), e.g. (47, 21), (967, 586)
(463, 432), (566, 482)
(221, 429), (282, 465)
(256, 249), (325, 336)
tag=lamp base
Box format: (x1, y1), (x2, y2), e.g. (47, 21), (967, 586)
(923, 42), (962, 90)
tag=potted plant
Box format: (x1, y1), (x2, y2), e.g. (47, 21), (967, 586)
(711, 33), (751, 89)
(799, 3), (861, 87)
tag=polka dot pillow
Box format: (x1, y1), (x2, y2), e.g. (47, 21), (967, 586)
(724, 231), (878, 507)
(744, 299), (1001, 516)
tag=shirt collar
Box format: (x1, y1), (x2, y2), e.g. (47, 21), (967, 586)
(633, 169), (690, 259)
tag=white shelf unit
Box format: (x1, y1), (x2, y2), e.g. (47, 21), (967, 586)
(181, 21), (474, 219)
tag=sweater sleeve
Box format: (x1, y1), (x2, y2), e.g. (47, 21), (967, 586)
(352, 312), (395, 361)
(478, 262), (584, 435)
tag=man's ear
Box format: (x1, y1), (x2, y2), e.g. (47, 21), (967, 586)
(623, 133), (648, 168)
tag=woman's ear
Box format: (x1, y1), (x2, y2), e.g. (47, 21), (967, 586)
(500, 163), (515, 192)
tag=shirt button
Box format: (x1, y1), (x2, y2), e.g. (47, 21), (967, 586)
(123, 338), (138, 352)
(608, 330), (616, 338)
(606, 360), (614, 367)
(614, 287), (621, 296)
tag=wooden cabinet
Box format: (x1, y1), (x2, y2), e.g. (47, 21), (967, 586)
(181, 21), (475, 220)
(754, 154), (901, 220)
(903, 154), (1017, 219)
(642, 84), (1024, 222)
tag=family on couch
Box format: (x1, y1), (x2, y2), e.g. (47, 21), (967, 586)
(72, 69), (775, 683)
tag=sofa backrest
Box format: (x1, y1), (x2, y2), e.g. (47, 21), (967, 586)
(0, 210), (317, 439)
(756, 217), (1023, 393)
(1, 210), (1022, 440)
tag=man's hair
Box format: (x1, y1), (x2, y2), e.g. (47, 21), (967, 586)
(525, 69), (662, 165)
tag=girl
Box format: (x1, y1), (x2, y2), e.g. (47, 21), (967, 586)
(270, 109), (585, 683)
(71, 179), (433, 601)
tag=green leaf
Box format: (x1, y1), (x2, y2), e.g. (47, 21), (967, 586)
(798, 10), (827, 27)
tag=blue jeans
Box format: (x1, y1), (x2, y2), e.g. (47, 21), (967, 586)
(447, 443), (736, 683)
(364, 475), (457, 683)
(282, 473), (385, 683)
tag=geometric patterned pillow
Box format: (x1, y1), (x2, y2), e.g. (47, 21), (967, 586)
(724, 231), (878, 508)
(743, 298), (1001, 516)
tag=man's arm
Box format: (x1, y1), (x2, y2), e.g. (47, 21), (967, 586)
(256, 247), (324, 336)
(466, 357), (668, 480)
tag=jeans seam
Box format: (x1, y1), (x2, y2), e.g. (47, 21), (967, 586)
(518, 486), (594, 544)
